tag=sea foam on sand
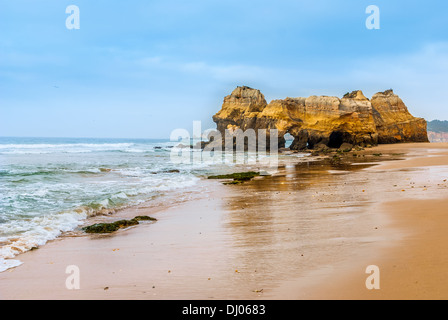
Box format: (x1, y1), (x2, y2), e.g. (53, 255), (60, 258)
(0, 258), (23, 273)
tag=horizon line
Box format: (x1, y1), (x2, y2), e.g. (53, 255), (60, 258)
(0, 136), (173, 141)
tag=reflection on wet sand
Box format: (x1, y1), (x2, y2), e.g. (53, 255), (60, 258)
(219, 156), (392, 297)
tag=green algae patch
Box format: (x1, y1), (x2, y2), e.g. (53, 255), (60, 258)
(83, 223), (120, 233)
(207, 172), (260, 184)
(330, 154), (342, 165)
(82, 216), (157, 234)
(133, 216), (157, 221)
(223, 180), (244, 185)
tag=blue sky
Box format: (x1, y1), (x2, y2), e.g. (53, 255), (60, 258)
(1, 0), (447, 138)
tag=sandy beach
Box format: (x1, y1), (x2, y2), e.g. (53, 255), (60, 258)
(1, 143), (448, 300)
(296, 143), (448, 300)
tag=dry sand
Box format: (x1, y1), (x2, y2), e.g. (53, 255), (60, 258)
(1, 143), (448, 300)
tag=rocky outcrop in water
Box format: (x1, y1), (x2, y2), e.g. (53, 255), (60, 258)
(211, 86), (428, 150)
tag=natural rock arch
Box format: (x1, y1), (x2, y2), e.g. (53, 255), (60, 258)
(211, 86), (428, 150)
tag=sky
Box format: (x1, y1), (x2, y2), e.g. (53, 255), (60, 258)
(1, 0), (448, 139)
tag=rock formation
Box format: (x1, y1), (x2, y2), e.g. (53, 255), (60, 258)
(210, 86), (428, 150)
(371, 90), (429, 144)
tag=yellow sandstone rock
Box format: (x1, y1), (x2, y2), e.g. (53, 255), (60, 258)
(211, 86), (428, 150)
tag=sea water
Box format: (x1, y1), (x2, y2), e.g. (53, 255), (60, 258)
(0, 137), (293, 272)
(0, 137), (206, 271)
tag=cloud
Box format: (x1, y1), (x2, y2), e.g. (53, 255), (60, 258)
(344, 42), (448, 119)
(349, 42), (448, 84)
(137, 56), (271, 82)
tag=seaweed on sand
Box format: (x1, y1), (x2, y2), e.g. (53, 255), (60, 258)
(207, 172), (260, 184)
(82, 216), (157, 234)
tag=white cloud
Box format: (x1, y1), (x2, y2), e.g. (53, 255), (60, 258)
(137, 56), (271, 82)
(134, 42), (448, 120)
(346, 42), (448, 120)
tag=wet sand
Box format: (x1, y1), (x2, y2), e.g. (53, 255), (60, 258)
(279, 143), (448, 299)
(1, 143), (448, 300)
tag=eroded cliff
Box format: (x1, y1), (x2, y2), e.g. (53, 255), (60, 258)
(211, 86), (428, 150)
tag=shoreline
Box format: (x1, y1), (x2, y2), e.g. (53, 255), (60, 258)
(1, 143), (448, 299)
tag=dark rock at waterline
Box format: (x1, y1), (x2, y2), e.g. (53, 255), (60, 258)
(207, 171), (261, 184)
(175, 142), (209, 149)
(150, 169), (180, 174)
(82, 216), (157, 234)
(83, 220), (138, 233)
(134, 216), (157, 221)
(329, 154), (343, 165)
(338, 143), (353, 152)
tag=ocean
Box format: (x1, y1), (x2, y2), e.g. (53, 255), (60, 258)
(0, 137), (293, 272)
(0, 137), (205, 271)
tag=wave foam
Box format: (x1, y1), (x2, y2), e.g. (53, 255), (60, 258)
(0, 210), (87, 262)
(0, 258), (23, 273)
(0, 143), (141, 154)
